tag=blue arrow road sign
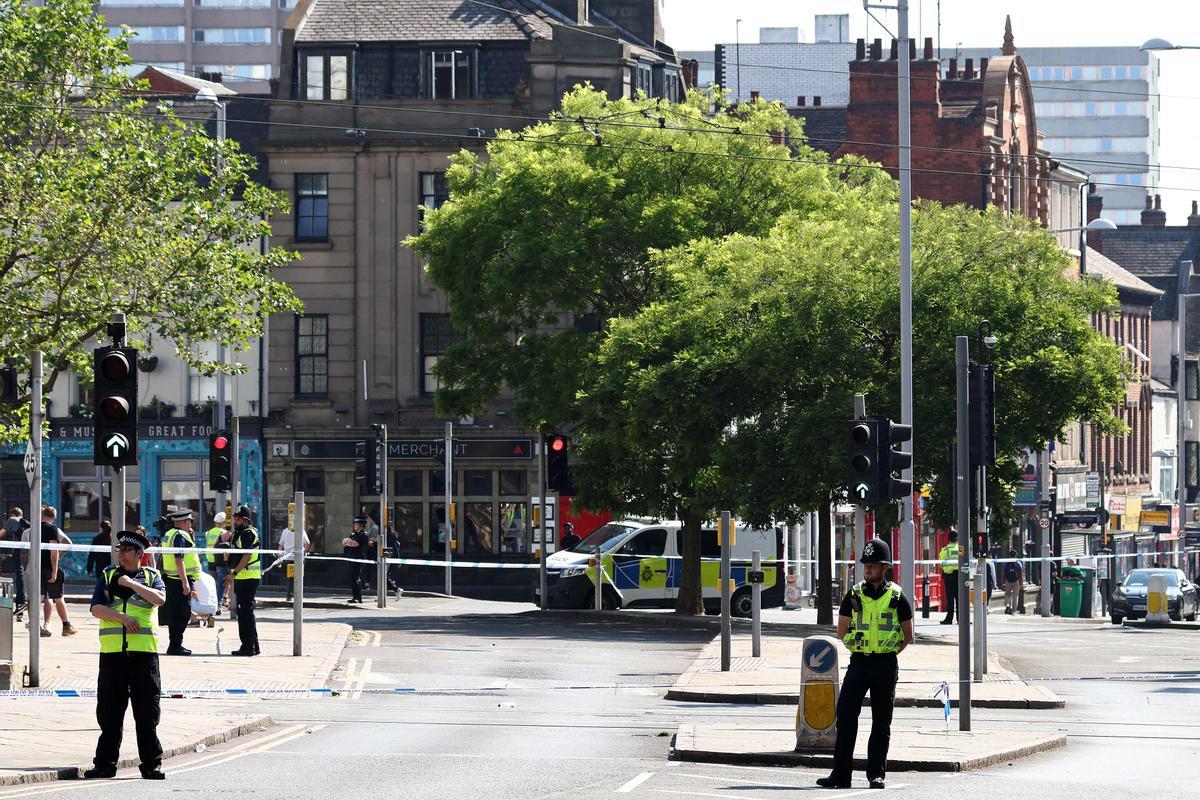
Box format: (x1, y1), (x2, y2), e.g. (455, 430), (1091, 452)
(804, 640), (836, 674)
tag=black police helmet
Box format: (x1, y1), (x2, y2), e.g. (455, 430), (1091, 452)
(860, 537), (892, 565)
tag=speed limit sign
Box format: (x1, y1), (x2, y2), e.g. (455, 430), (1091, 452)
(1038, 516), (1050, 529)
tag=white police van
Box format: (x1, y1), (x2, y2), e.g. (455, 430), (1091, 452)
(536, 519), (782, 615)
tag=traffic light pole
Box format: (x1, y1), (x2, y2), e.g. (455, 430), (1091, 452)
(27, 350), (42, 688)
(974, 463), (987, 681)
(215, 348), (226, 516)
(955, 336), (972, 730)
(444, 421), (453, 596)
(293, 491), (304, 656)
(719, 510), (732, 672)
(538, 437), (547, 611)
(853, 395), (867, 584)
(377, 425), (388, 609)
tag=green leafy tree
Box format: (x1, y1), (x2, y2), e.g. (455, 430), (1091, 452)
(0, 0), (299, 440)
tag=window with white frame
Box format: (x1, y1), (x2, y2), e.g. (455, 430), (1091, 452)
(201, 64), (271, 81)
(426, 50), (474, 99)
(193, 27), (271, 44)
(109, 26), (185, 42)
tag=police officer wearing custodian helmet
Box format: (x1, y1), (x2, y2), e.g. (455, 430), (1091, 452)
(817, 538), (914, 791)
(85, 528), (167, 780)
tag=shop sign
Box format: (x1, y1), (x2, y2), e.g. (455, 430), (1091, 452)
(1140, 509), (1171, 526)
(291, 438), (534, 461)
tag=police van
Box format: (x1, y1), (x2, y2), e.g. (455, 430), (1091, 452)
(537, 519), (783, 616)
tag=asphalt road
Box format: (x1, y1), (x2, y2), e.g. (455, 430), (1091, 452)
(1, 600), (1197, 800)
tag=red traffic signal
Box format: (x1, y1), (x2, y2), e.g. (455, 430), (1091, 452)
(550, 436), (566, 452)
(93, 346), (138, 467)
(99, 351), (132, 382)
(209, 429), (233, 491)
(212, 435), (229, 450)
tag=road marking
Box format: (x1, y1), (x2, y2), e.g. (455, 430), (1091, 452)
(617, 772), (654, 793)
(653, 789), (770, 800)
(0, 724), (326, 800)
(826, 785), (909, 798)
(674, 772), (815, 787)
(352, 657), (372, 699)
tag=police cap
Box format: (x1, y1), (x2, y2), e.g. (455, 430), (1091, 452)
(116, 529), (151, 551)
(169, 509), (194, 523)
(234, 505), (253, 520)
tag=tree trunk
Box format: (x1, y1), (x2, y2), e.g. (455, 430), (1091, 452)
(674, 507), (705, 615)
(817, 498), (834, 626)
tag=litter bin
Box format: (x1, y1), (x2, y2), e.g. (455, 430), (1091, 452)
(1078, 567), (1097, 618)
(1059, 576), (1084, 618)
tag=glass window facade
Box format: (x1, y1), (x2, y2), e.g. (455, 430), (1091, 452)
(193, 27), (271, 44)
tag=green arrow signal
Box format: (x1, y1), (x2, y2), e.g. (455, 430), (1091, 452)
(854, 482), (870, 500)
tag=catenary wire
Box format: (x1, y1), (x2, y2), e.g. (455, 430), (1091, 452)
(4, 96), (1199, 194)
(7, 73), (1198, 180)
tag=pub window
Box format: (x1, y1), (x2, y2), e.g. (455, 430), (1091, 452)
(464, 469), (492, 496)
(394, 470), (422, 496)
(420, 313), (464, 396)
(425, 50), (474, 99)
(295, 173), (329, 241)
(296, 314), (329, 398)
(302, 52), (350, 101)
(499, 470), (527, 496)
(295, 469), (325, 496)
(1187, 360), (1199, 401)
(418, 171), (450, 230)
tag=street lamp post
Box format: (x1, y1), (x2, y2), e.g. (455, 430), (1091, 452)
(1177, 262), (1195, 557)
(1140, 38), (1200, 52)
(735, 18), (742, 103)
(1046, 218), (1118, 277)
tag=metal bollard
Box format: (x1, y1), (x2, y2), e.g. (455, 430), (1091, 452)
(921, 574), (930, 618)
(751, 550), (763, 658)
(593, 546), (603, 611)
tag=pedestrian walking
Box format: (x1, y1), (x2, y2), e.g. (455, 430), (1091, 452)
(385, 526), (401, 592)
(136, 526), (156, 570)
(224, 506), (261, 656)
(277, 523), (310, 601)
(938, 530), (961, 625)
(24, 506), (77, 637)
(985, 557), (998, 608)
(88, 521), (113, 577)
(1003, 549), (1025, 614)
(1, 506), (27, 620)
(213, 527), (233, 608)
(342, 516), (369, 603)
(204, 512), (228, 610)
(363, 513), (380, 592)
(817, 538), (914, 791)
(84, 528), (167, 780)
(160, 509), (200, 655)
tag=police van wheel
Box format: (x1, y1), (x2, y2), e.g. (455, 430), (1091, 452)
(731, 588), (753, 619)
(586, 587), (620, 611)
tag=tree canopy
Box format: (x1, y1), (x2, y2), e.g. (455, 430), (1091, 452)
(412, 86), (1128, 612)
(0, 0), (300, 440)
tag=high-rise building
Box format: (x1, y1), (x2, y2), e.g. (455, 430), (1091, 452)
(952, 44), (1160, 225)
(97, 0), (298, 94)
(713, 16), (855, 106)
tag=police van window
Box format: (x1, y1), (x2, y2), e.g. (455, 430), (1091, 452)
(574, 522), (637, 553)
(617, 528), (667, 557)
(700, 529), (721, 558)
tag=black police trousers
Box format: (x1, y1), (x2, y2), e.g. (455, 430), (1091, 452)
(94, 652), (162, 770)
(162, 577), (191, 648)
(941, 573), (958, 622)
(830, 653), (899, 782)
(234, 578), (259, 651)
(347, 563), (363, 602)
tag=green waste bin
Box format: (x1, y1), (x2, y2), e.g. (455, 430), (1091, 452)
(1059, 578), (1084, 618)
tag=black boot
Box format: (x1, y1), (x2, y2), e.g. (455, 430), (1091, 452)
(816, 776), (851, 789)
(83, 766), (117, 779)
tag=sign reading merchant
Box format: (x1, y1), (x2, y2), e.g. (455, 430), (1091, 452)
(292, 438), (533, 461)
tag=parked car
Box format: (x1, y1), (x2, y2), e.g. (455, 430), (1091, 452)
(1110, 568), (1198, 624)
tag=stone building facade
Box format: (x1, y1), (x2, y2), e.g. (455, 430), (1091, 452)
(262, 0), (680, 561)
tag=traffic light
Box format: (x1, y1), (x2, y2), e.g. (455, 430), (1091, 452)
(847, 419), (880, 505)
(972, 529), (988, 558)
(0, 363), (17, 404)
(93, 346), (138, 467)
(546, 434), (575, 495)
(359, 432), (383, 495)
(208, 430), (232, 491)
(969, 363), (996, 467)
(881, 419), (913, 502)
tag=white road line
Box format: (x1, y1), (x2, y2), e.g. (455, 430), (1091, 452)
(673, 772), (810, 787)
(826, 785), (909, 798)
(653, 789), (770, 800)
(0, 725), (326, 800)
(675, 763), (821, 776)
(617, 772), (654, 793)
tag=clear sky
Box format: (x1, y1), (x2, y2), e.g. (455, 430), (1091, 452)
(660, 0), (1200, 224)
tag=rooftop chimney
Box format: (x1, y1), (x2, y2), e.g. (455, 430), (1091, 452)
(923, 37), (933, 59)
(796, 95), (806, 107)
(750, 90), (760, 101)
(542, 0), (587, 22)
(856, 38), (866, 60)
(870, 38), (882, 60)
(948, 57), (958, 79)
(813, 96), (822, 106)
(1141, 193), (1167, 227)
(980, 57), (989, 75)
(889, 38), (898, 60)
(965, 58), (974, 79)
(1190, 200), (1200, 227)
(1087, 184), (1105, 251)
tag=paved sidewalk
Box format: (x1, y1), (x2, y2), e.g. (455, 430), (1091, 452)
(1, 611), (350, 785)
(667, 632), (1064, 708)
(671, 723), (1067, 772)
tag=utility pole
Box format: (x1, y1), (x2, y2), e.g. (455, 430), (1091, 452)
(27, 350), (42, 687)
(1040, 448), (1052, 617)
(376, 424), (388, 609)
(538, 436), (547, 610)
(954, 336), (972, 730)
(853, 394), (867, 584)
(293, 491), (304, 656)
(444, 421), (453, 596)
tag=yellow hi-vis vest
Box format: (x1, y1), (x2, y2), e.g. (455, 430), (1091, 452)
(161, 528), (201, 579)
(232, 526), (261, 580)
(939, 543), (960, 574)
(98, 565), (160, 654)
(844, 582), (904, 655)
(204, 526), (223, 564)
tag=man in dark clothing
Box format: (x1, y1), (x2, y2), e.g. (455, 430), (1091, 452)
(1, 507), (26, 618)
(817, 538), (914, 791)
(88, 522), (113, 577)
(224, 506), (261, 656)
(558, 522), (581, 551)
(160, 509), (200, 656)
(342, 516), (369, 603)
